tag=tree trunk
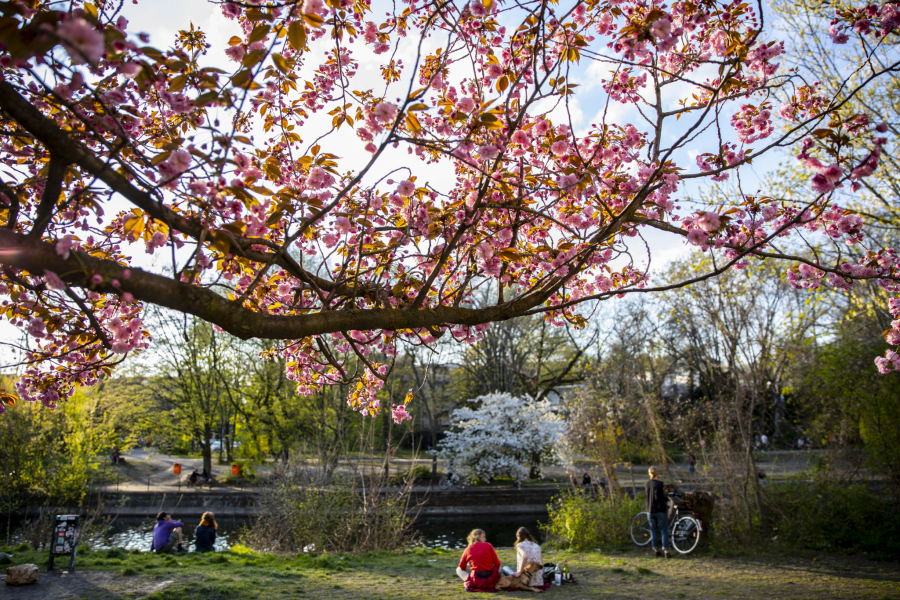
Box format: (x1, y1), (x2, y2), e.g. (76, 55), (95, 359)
(529, 450), (541, 480)
(202, 424), (213, 475)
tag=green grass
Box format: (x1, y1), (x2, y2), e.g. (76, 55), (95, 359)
(1, 544), (898, 599)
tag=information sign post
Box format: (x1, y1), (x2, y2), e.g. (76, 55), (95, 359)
(48, 514), (80, 572)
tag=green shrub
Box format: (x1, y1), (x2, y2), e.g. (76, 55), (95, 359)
(769, 481), (900, 558)
(544, 491), (643, 550)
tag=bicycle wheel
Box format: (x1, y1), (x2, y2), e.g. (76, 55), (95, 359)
(438, 478), (450, 489)
(670, 515), (701, 554)
(630, 512), (652, 547)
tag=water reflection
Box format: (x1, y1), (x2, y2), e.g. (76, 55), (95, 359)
(413, 515), (545, 550)
(5, 513), (547, 553)
(97, 517), (247, 551)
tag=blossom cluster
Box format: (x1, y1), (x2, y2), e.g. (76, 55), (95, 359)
(0, 0), (898, 419)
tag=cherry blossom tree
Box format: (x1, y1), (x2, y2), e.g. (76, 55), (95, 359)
(1, 0), (899, 421)
(436, 392), (568, 483)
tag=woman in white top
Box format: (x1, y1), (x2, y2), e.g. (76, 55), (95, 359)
(500, 527), (543, 586)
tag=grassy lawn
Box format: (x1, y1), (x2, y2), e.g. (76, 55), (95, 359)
(2, 544), (898, 600)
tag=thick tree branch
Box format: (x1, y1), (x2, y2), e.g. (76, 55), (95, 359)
(0, 228), (544, 341)
(29, 158), (68, 239)
(0, 180), (21, 230)
(0, 82), (373, 302)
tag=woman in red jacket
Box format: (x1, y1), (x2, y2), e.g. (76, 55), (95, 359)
(456, 529), (502, 591)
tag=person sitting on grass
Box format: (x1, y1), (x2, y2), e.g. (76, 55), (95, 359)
(151, 512), (186, 553)
(646, 466), (671, 559)
(194, 511), (217, 553)
(456, 528), (501, 591)
(500, 527), (544, 586)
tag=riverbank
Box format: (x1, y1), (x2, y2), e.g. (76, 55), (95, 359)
(1, 544), (897, 600)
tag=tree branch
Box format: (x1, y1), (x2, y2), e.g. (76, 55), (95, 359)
(0, 228), (546, 341)
(29, 158), (68, 239)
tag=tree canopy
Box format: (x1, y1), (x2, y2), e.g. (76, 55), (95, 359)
(1, 0), (899, 421)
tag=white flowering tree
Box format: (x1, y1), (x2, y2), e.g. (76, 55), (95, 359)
(437, 393), (568, 484)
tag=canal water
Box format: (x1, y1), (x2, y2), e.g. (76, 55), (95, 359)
(48, 514), (546, 552)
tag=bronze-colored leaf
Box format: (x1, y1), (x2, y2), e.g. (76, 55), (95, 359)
(272, 53), (290, 74)
(288, 21), (307, 52)
(304, 13), (325, 28)
(231, 69), (252, 88)
(249, 24), (271, 43)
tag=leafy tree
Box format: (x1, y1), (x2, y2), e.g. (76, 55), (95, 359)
(791, 334), (900, 487)
(456, 313), (594, 400)
(0, 375), (108, 506)
(1, 0), (899, 425)
(149, 313), (235, 474)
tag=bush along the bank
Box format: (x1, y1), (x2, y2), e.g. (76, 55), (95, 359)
(242, 459), (419, 554)
(768, 480), (900, 560)
(544, 490), (643, 550)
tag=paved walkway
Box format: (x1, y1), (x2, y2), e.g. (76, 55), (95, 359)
(91, 448), (867, 494)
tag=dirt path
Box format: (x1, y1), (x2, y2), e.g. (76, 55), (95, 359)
(0, 569), (173, 599)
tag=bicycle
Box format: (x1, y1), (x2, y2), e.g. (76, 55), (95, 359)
(630, 492), (703, 554)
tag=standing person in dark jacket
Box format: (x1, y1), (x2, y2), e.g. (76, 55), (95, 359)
(194, 511), (217, 552)
(645, 466), (671, 558)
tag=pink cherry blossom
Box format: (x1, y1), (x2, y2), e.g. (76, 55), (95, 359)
(469, 0), (488, 18)
(44, 271), (66, 290)
(457, 97), (475, 113)
(55, 235), (74, 260)
(397, 180), (415, 197)
(335, 216), (352, 234)
(511, 130), (531, 146)
(56, 18), (105, 65)
(475, 242), (494, 262)
(477, 145), (501, 160)
(225, 45), (245, 62)
(391, 404), (411, 424)
(687, 229), (709, 246)
(696, 212), (721, 232)
(307, 166), (330, 189)
(550, 141), (569, 157)
(374, 102), (398, 123)
(222, 2), (241, 18)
